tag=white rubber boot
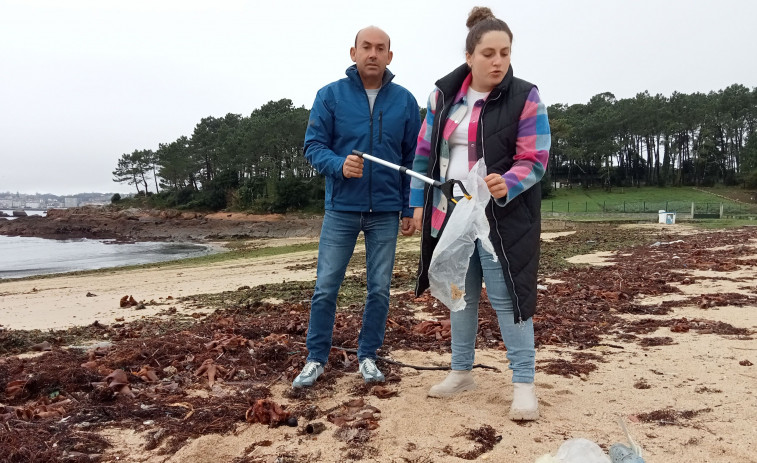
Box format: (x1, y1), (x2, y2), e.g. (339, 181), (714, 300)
(509, 382), (539, 421)
(427, 370), (476, 398)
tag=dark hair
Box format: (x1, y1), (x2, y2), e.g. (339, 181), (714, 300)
(465, 6), (512, 54)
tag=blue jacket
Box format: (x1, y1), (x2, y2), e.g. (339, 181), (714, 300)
(304, 65), (420, 217)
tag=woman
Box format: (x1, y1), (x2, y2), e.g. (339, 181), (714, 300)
(410, 6), (550, 421)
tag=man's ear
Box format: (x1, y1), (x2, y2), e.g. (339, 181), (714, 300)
(350, 47), (357, 63)
(387, 50), (393, 65)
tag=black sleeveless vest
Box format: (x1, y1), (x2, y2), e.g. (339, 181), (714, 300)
(416, 64), (542, 323)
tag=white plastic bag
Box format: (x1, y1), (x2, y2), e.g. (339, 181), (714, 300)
(428, 159), (495, 312)
(534, 438), (611, 463)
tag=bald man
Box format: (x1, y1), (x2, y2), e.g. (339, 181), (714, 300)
(295, 26), (421, 387)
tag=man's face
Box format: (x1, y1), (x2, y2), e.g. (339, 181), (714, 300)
(350, 27), (393, 87)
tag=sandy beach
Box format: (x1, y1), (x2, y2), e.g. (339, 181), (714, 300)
(1, 224), (756, 462)
(0, 238), (321, 331)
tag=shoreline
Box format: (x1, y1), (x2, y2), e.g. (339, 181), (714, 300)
(0, 232), (575, 332)
(0, 235), (227, 281)
(0, 237), (322, 331)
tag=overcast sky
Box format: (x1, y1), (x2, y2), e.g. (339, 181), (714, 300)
(1, 0), (755, 195)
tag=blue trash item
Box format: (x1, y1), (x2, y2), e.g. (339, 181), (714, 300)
(610, 418), (644, 462)
(609, 443), (645, 462)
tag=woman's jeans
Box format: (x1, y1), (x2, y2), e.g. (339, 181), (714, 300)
(451, 239), (536, 383)
(305, 210), (399, 365)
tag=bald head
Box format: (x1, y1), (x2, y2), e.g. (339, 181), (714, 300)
(350, 25), (393, 89)
(355, 26), (391, 50)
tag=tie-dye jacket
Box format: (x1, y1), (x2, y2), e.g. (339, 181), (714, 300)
(410, 70), (550, 237)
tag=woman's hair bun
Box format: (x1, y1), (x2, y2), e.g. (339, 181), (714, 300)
(466, 6), (496, 29)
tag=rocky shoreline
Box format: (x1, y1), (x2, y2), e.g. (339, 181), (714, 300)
(0, 206), (323, 242)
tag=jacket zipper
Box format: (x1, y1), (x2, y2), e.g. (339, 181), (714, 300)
(364, 91), (375, 212)
(378, 111), (383, 144)
(481, 92), (524, 324)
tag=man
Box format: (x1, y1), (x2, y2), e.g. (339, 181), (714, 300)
(294, 26), (420, 387)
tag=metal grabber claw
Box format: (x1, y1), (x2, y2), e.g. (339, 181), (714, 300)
(351, 150), (472, 203)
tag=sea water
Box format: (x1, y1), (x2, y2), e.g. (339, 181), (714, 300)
(0, 234), (214, 279)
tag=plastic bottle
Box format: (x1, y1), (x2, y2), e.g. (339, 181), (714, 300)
(609, 443), (645, 463)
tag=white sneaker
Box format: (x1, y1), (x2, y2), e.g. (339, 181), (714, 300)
(427, 370), (476, 398)
(509, 382), (539, 421)
(292, 361), (324, 388)
(359, 358), (385, 383)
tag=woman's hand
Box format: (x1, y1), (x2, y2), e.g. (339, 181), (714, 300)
(413, 207), (423, 232)
(484, 173), (508, 199)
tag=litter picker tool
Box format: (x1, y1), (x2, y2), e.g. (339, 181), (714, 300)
(352, 150), (472, 203)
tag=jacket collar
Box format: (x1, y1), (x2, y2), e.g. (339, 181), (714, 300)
(346, 64), (395, 90)
(436, 63), (514, 101)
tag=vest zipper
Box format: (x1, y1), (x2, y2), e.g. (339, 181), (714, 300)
(482, 92), (524, 324)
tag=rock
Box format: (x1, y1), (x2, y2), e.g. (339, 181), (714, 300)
(0, 205), (322, 242)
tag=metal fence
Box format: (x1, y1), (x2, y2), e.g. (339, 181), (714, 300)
(541, 200), (757, 217)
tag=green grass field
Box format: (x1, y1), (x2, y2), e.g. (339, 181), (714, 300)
(542, 185), (757, 215)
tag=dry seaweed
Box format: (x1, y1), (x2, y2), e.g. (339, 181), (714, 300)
(635, 407), (713, 426)
(442, 424), (500, 460)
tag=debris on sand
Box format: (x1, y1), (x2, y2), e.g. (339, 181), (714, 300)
(443, 424), (501, 460)
(1, 225), (755, 461)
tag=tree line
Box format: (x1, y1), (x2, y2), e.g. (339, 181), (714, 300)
(113, 84), (757, 211)
(548, 84), (757, 190)
(113, 99), (316, 212)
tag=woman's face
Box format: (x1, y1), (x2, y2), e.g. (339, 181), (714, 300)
(466, 30), (511, 93)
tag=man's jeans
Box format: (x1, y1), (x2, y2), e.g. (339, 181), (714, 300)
(305, 210), (399, 365)
(450, 240), (536, 383)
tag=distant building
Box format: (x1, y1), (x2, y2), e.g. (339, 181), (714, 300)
(64, 197), (80, 208)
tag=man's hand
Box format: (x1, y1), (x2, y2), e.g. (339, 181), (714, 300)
(484, 173), (508, 199)
(400, 217), (415, 236)
(342, 154), (364, 178)
(412, 207), (423, 232)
